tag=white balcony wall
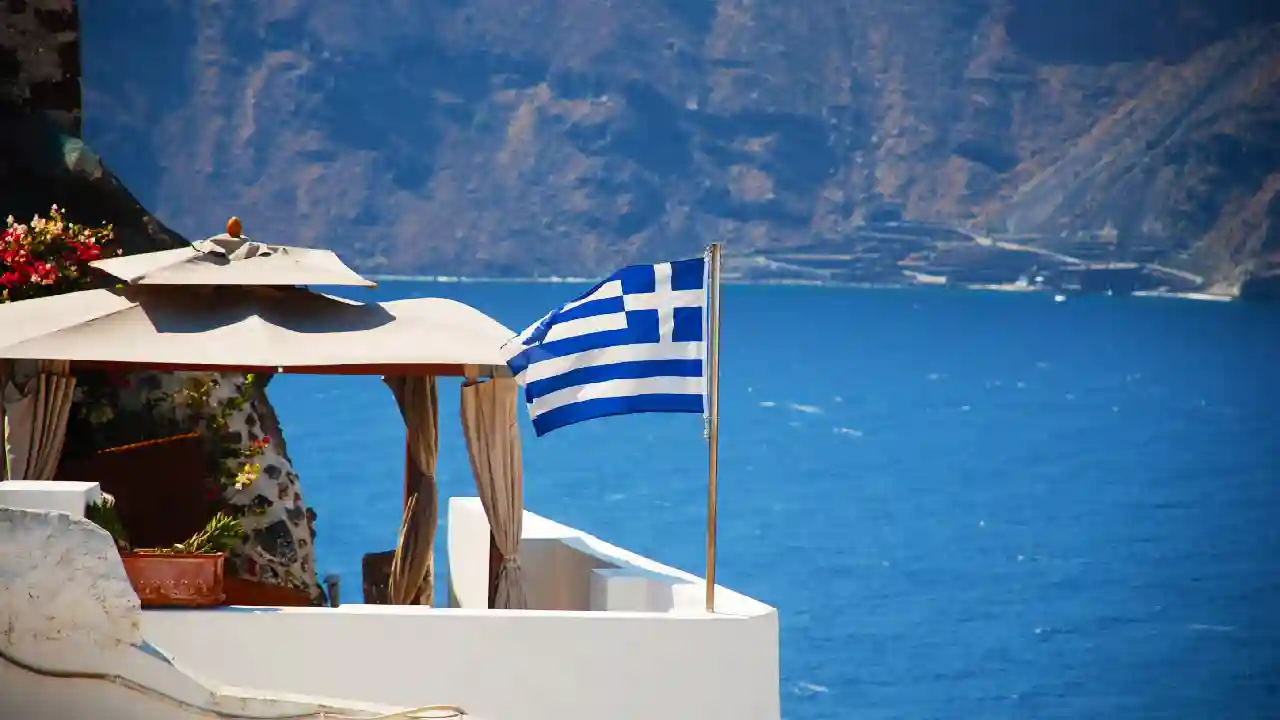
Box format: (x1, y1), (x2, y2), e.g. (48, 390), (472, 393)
(2, 483), (780, 720)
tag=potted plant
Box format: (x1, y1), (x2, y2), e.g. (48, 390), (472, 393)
(86, 498), (244, 608)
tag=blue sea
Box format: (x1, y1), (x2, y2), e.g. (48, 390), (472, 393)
(269, 282), (1280, 720)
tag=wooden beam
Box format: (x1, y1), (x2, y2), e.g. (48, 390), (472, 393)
(68, 361), (506, 378)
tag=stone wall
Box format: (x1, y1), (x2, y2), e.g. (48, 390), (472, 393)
(1, 0), (186, 255)
(118, 372), (323, 602)
(0, 0), (80, 135)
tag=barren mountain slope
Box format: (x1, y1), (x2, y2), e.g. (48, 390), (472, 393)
(79, 0), (1280, 294)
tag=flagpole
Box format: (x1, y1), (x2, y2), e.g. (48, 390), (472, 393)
(705, 242), (723, 613)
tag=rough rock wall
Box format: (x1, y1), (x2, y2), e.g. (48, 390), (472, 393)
(1, 0), (184, 256)
(2, 0), (322, 598)
(0, 0), (79, 135)
(79, 0), (1280, 292)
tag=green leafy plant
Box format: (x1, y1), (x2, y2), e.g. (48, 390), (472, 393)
(156, 512), (245, 555)
(172, 373), (269, 498)
(84, 502), (245, 556)
(84, 497), (129, 550)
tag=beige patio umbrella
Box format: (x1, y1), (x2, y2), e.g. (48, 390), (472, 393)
(0, 284), (513, 376)
(89, 217), (376, 288)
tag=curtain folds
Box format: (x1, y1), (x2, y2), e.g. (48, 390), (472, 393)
(384, 375), (439, 605)
(459, 377), (527, 609)
(2, 360), (76, 481)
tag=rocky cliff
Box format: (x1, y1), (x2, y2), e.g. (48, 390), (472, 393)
(3, 0), (322, 600)
(1, 0), (185, 255)
(79, 0), (1280, 296)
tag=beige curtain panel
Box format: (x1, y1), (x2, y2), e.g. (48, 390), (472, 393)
(460, 377), (527, 610)
(384, 375), (440, 605)
(2, 360), (76, 481)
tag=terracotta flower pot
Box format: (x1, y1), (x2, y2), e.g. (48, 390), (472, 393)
(120, 551), (227, 608)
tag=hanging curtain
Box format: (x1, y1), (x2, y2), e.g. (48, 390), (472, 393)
(2, 359), (76, 481)
(383, 375), (439, 605)
(459, 376), (527, 610)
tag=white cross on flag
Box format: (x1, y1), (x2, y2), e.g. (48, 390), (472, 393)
(501, 255), (709, 436)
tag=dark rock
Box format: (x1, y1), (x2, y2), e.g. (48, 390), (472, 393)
(249, 494), (273, 513)
(284, 503), (306, 525)
(252, 520), (299, 565)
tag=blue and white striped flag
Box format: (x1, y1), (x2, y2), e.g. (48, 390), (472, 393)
(502, 256), (708, 437)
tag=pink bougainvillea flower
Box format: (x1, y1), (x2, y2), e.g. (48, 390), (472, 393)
(0, 205), (116, 302)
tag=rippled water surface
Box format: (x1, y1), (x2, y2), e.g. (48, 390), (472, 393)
(271, 283), (1280, 719)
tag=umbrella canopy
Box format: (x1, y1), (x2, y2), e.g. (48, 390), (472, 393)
(0, 285), (514, 376)
(90, 222), (375, 288)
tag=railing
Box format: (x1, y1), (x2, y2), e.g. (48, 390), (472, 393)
(142, 499), (780, 720)
(446, 497), (765, 614)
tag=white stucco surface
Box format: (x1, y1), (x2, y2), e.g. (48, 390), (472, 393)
(0, 505), (142, 666)
(139, 499), (780, 720)
(0, 484), (778, 720)
(0, 479), (100, 518)
(0, 488), (482, 719)
(144, 603), (779, 720)
(447, 496), (769, 616)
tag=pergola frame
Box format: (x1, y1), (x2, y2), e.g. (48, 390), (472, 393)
(68, 361), (509, 378)
(1, 219), (525, 609)
(2, 326), (519, 610)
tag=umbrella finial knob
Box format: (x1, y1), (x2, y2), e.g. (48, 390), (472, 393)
(227, 217), (243, 238)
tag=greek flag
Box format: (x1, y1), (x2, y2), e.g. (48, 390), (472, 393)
(503, 256), (708, 436)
